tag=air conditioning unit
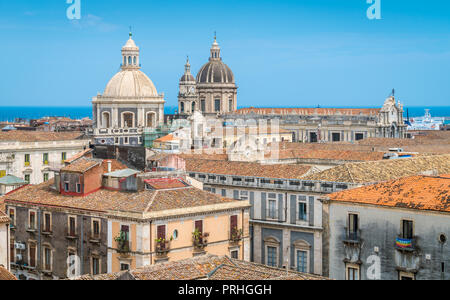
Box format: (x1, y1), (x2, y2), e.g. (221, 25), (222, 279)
(16, 254), (22, 261)
(15, 242), (26, 250)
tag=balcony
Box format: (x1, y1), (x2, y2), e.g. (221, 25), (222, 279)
(395, 236), (418, 252)
(155, 239), (170, 257)
(115, 232), (131, 255)
(343, 228), (362, 244)
(265, 209), (279, 220)
(90, 234), (101, 243)
(192, 231), (209, 251)
(229, 228), (243, 244)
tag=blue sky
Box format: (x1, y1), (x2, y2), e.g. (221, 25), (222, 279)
(0, 0), (449, 108)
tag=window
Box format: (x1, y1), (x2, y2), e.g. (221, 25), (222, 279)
(64, 182), (69, 192)
(10, 238), (15, 263)
(29, 211), (36, 230)
(43, 153), (49, 165)
(0, 170), (5, 178)
(43, 212), (52, 233)
(346, 265), (360, 280)
(76, 183), (81, 193)
(180, 102), (185, 113)
(229, 99), (233, 111)
(123, 113), (134, 128)
(157, 225), (166, 250)
(355, 133), (364, 141)
(43, 173), (49, 182)
(402, 220), (414, 239)
(298, 201), (307, 221)
(120, 264), (130, 271)
(29, 243), (36, 268)
(92, 219), (101, 239)
(296, 250), (308, 273)
(230, 215), (238, 236)
(192, 102), (196, 112)
(221, 189), (226, 197)
(231, 250), (239, 259)
(267, 246), (277, 267)
(348, 213), (359, 240)
(124, 137), (129, 144)
(68, 216), (76, 236)
(8, 208), (15, 227)
(215, 99), (221, 112)
(201, 99), (206, 112)
(121, 225), (130, 242)
(332, 132), (341, 142)
(24, 154), (30, 166)
(61, 152), (67, 162)
(24, 174), (30, 184)
(399, 272), (415, 280)
(43, 247), (52, 271)
(147, 113), (154, 128)
(92, 257), (100, 275)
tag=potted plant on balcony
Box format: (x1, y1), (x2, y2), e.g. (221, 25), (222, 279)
(230, 227), (243, 243)
(114, 231), (130, 254)
(155, 237), (172, 256)
(192, 229), (208, 250)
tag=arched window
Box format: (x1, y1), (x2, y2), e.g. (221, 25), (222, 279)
(128, 56), (132, 65)
(123, 56), (126, 66)
(180, 102), (185, 113)
(146, 112), (155, 128)
(192, 102), (196, 112)
(122, 112), (134, 128)
(102, 112), (110, 128)
(133, 56), (137, 65)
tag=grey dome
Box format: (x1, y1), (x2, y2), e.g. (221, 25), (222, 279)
(180, 73), (195, 82)
(196, 60), (235, 84)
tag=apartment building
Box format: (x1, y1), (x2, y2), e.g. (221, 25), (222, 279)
(2, 156), (250, 279)
(324, 174), (450, 280)
(0, 211), (10, 271)
(0, 131), (90, 185)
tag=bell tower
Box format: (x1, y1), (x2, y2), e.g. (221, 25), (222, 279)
(178, 56), (198, 115)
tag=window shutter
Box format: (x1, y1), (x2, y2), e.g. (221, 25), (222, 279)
(249, 192), (255, 219)
(230, 215), (238, 233)
(308, 196), (314, 226)
(278, 194), (284, 221)
(290, 195), (297, 224)
(261, 193), (266, 219)
(157, 225), (166, 241)
(195, 220), (203, 234)
(233, 190), (239, 200)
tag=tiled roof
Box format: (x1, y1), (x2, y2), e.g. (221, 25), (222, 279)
(70, 255), (329, 280)
(65, 148), (93, 163)
(0, 131), (86, 142)
(61, 158), (100, 173)
(304, 154), (450, 184)
(0, 266), (16, 280)
(235, 107), (380, 116)
(328, 175), (450, 213)
(3, 181), (238, 215)
(0, 210), (9, 223)
(144, 178), (188, 190)
(102, 159), (128, 174)
(154, 134), (178, 143)
(267, 148), (385, 162)
(185, 159), (312, 179)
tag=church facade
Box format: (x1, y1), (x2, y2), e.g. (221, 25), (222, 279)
(178, 36), (238, 116)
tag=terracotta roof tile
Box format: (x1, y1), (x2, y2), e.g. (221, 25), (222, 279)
(328, 174), (450, 213)
(185, 159), (312, 179)
(144, 178), (188, 190)
(0, 210), (10, 223)
(0, 131), (86, 142)
(0, 266), (16, 280)
(70, 255), (329, 280)
(304, 154), (450, 184)
(61, 158), (100, 173)
(3, 181), (237, 214)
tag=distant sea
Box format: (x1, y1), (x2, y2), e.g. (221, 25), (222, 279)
(0, 106), (449, 124)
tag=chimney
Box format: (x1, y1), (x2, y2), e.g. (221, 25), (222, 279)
(107, 160), (112, 173)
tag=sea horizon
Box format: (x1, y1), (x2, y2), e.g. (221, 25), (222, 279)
(0, 105), (449, 123)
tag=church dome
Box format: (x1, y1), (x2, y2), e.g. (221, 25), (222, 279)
(103, 70), (159, 98)
(196, 37), (235, 84)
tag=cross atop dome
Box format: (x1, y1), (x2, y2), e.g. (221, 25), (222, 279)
(210, 32), (221, 61)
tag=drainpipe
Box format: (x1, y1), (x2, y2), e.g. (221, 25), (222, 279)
(80, 218), (84, 275)
(37, 208), (41, 280)
(149, 221), (153, 265)
(241, 209), (245, 261)
(6, 223), (10, 271)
